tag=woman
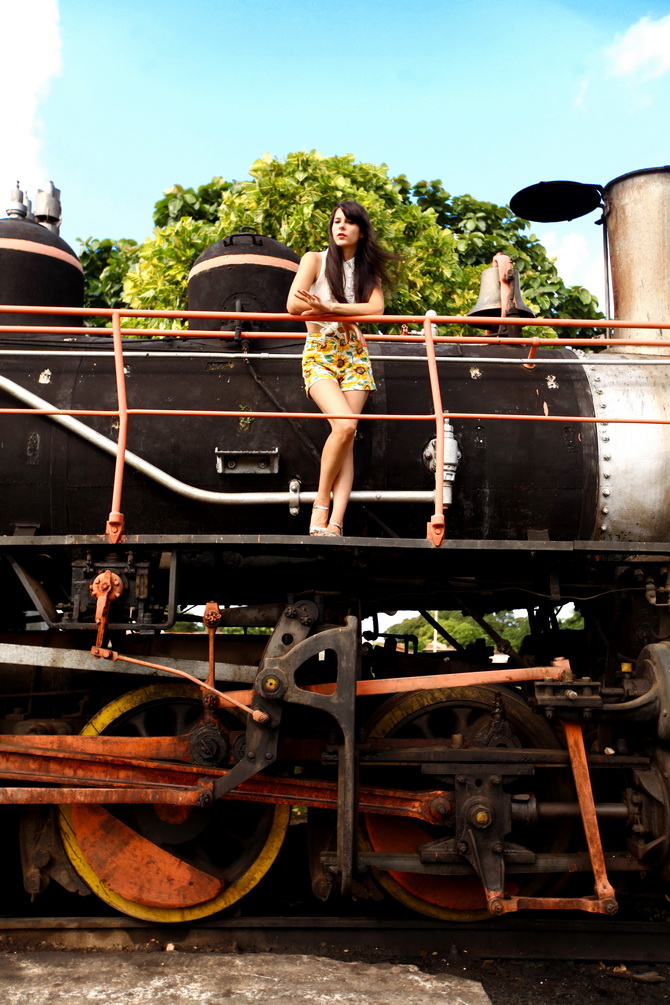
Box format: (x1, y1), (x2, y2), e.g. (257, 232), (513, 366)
(287, 200), (393, 537)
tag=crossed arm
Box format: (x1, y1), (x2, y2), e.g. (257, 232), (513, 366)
(286, 251), (384, 318)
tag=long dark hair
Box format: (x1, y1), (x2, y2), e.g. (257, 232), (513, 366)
(325, 200), (396, 303)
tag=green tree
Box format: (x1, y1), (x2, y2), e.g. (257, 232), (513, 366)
(384, 607), (583, 654)
(78, 237), (139, 317)
(383, 610), (530, 653)
(152, 177), (232, 228)
(80, 151), (602, 335)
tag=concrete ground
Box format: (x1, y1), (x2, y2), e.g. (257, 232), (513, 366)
(0, 951), (491, 1004)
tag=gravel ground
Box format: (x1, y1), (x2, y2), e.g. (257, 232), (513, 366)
(416, 957), (670, 1004)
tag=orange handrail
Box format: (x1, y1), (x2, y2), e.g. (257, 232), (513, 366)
(3, 302), (670, 547)
(107, 311), (128, 543)
(422, 315), (446, 547)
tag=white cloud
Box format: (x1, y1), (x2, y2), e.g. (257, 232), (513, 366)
(539, 227), (606, 308)
(0, 0), (62, 209)
(606, 14), (670, 82)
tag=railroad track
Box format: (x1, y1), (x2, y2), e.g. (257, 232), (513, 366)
(2, 914), (670, 961)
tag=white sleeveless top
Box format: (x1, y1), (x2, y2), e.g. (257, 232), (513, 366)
(308, 250), (355, 338)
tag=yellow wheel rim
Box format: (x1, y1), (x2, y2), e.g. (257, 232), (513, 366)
(59, 682), (290, 922)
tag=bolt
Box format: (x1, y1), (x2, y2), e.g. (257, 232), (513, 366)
(456, 775), (466, 785)
(197, 791), (213, 807)
(603, 898), (618, 916)
(300, 614), (313, 626)
(285, 606), (297, 619)
(248, 751), (256, 760)
(491, 775), (501, 786)
(565, 689), (578, 700)
(457, 841), (469, 855)
(489, 899), (504, 916)
(203, 693), (218, 708)
(430, 797), (451, 820)
(265, 751), (274, 761)
(492, 842), (504, 855)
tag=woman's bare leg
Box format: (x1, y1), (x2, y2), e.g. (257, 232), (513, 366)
(308, 381), (368, 533)
(329, 388), (368, 530)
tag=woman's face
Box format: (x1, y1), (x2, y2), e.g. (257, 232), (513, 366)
(331, 209), (362, 253)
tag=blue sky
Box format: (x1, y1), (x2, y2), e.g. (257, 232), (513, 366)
(2, 0), (670, 307)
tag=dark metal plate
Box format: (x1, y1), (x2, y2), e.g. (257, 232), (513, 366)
(510, 180), (602, 222)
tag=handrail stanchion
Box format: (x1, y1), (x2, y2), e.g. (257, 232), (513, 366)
(423, 312), (445, 547)
(105, 310), (128, 543)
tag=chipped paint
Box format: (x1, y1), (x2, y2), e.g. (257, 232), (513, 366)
(469, 367), (482, 380)
(545, 374), (559, 390)
(38, 369), (52, 384)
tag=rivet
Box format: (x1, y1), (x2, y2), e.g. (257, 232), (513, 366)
(603, 454), (611, 461)
(599, 402), (607, 409)
(604, 471), (611, 479)
(602, 506), (609, 514)
(600, 524), (608, 531)
(603, 488), (611, 497)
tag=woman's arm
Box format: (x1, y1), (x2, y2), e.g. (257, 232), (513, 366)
(295, 284), (384, 318)
(286, 252), (321, 315)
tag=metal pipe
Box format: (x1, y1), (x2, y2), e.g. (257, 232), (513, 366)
(0, 374), (434, 508)
(106, 310), (128, 541)
(2, 301), (670, 329)
(423, 312), (446, 546)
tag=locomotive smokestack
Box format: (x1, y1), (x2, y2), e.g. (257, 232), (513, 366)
(604, 167), (670, 353)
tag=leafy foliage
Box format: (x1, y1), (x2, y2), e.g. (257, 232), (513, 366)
(384, 607), (584, 654)
(153, 177), (232, 228)
(78, 237), (139, 323)
(79, 151), (602, 336)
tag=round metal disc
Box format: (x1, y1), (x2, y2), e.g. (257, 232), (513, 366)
(510, 180), (602, 222)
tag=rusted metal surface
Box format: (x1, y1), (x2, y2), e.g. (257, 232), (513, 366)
(89, 570), (124, 647)
(87, 648), (569, 709)
(203, 600), (221, 691)
(0, 734), (192, 759)
(227, 775), (453, 825)
(422, 315), (446, 547)
(104, 310), (127, 543)
(70, 803), (224, 907)
(0, 787), (210, 805)
(563, 720), (618, 905)
(489, 722), (618, 917)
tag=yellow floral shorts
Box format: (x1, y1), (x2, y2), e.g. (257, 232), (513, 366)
(302, 331), (376, 395)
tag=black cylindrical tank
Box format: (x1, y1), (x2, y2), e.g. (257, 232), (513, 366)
(0, 217), (84, 328)
(0, 335), (598, 542)
(187, 228), (304, 346)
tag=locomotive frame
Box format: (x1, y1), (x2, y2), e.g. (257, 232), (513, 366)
(2, 167), (670, 923)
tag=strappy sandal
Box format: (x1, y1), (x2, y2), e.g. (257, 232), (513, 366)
(309, 503), (330, 536)
(326, 521), (343, 537)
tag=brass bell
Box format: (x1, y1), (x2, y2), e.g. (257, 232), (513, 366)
(467, 254), (534, 322)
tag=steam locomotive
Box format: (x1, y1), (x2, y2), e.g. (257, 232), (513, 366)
(1, 168), (670, 924)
